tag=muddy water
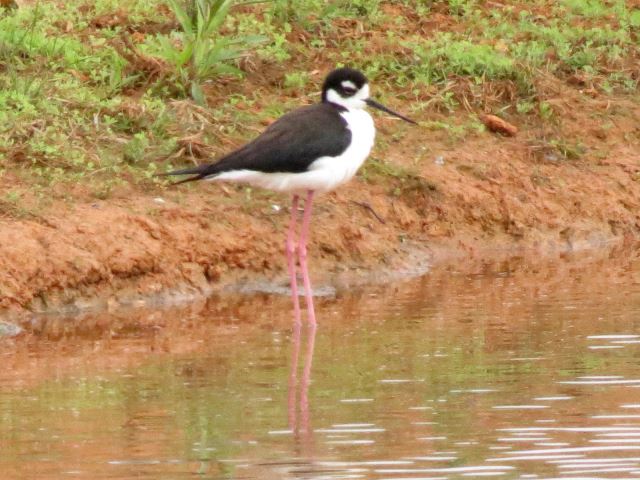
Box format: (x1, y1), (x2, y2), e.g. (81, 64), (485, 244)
(2, 250), (640, 479)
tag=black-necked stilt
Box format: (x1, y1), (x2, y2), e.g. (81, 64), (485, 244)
(161, 67), (416, 325)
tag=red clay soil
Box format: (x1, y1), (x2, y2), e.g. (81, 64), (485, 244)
(1, 85), (639, 318)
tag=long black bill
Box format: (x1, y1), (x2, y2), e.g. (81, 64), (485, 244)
(365, 98), (417, 125)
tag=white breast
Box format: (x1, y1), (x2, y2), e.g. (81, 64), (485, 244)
(306, 108), (375, 191)
(212, 108), (375, 194)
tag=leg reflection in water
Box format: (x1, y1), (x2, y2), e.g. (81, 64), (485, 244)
(288, 317), (317, 451)
(286, 194), (318, 451)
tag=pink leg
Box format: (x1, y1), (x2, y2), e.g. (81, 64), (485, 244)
(286, 195), (301, 326)
(288, 320), (302, 432)
(298, 190), (316, 326)
(300, 321), (317, 441)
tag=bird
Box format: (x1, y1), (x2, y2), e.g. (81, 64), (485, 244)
(160, 67), (416, 326)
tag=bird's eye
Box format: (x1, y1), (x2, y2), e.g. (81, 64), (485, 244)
(342, 86), (357, 95)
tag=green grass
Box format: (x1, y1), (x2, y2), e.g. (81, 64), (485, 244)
(360, 1), (638, 97)
(0, 0), (637, 203)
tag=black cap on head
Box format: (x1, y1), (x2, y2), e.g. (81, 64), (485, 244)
(321, 67), (368, 102)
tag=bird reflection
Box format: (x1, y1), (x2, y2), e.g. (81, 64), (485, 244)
(288, 317), (317, 451)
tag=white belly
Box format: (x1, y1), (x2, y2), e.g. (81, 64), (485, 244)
(212, 109), (375, 194)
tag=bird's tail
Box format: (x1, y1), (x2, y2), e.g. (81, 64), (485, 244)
(155, 164), (217, 185)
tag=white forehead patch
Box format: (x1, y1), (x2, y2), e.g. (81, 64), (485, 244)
(356, 83), (370, 100)
(341, 80), (357, 90)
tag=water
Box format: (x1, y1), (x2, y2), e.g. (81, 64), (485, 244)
(2, 250), (640, 479)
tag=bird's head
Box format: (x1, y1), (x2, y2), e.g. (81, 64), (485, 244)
(322, 67), (370, 110)
(322, 67), (416, 124)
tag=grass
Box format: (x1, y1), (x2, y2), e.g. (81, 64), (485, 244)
(0, 0), (637, 206)
(143, 0), (266, 103)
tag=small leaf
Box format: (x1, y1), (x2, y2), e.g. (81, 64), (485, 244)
(190, 81), (207, 106)
(176, 41), (194, 66)
(167, 0), (194, 35)
(212, 63), (243, 76)
(205, 0), (233, 35)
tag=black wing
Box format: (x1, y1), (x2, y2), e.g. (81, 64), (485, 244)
(160, 103), (352, 184)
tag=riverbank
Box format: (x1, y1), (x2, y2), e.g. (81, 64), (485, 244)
(1, 0), (639, 319)
(1, 82), (639, 319)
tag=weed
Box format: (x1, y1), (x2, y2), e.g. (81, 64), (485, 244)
(551, 139), (587, 160)
(270, 0), (383, 26)
(538, 102), (554, 121)
(0, 191), (33, 218)
(516, 100), (535, 115)
(529, 134), (588, 162)
(447, 0), (476, 16)
(145, 0), (266, 103)
(124, 132), (151, 164)
(283, 71), (309, 90)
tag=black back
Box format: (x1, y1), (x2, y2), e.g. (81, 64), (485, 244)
(175, 103), (352, 179)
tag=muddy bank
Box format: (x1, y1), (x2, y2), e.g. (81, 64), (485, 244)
(0, 189), (434, 318)
(1, 88), (639, 319)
